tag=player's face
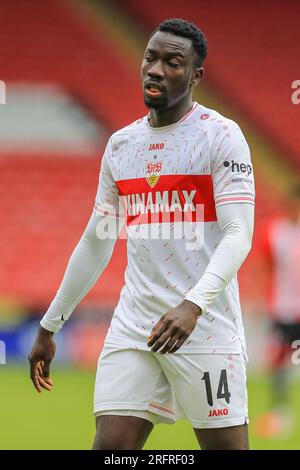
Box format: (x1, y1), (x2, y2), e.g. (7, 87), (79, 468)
(141, 31), (200, 110)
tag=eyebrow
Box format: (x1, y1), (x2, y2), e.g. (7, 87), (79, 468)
(145, 48), (186, 58)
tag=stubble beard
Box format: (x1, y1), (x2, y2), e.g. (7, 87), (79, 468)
(144, 93), (168, 112)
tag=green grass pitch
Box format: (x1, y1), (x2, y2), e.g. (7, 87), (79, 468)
(0, 365), (299, 449)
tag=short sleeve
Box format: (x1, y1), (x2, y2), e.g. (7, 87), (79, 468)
(94, 138), (122, 218)
(211, 122), (255, 208)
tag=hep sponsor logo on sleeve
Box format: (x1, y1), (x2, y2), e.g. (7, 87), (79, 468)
(223, 160), (252, 176)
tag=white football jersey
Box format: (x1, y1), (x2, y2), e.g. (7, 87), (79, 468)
(94, 102), (255, 354)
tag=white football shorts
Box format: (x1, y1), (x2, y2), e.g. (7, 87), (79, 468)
(94, 344), (249, 429)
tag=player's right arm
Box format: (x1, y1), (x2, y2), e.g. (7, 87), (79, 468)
(29, 138), (123, 392)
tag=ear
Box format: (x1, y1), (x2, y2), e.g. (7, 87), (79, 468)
(191, 67), (204, 87)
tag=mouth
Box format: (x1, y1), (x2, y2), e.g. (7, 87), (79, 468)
(144, 81), (165, 98)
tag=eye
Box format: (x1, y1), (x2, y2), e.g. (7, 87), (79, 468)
(168, 62), (180, 68)
(144, 55), (154, 62)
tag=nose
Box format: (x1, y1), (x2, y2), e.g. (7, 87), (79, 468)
(147, 59), (165, 79)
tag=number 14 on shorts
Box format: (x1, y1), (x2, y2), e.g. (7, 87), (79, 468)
(202, 369), (231, 407)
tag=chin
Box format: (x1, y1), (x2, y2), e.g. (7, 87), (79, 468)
(144, 94), (168, 110)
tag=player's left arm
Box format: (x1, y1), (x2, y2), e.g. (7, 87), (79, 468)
(148, 203), (254, 353)
(148, 121), (255, 353)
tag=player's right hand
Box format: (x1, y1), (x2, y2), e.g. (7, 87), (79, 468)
(28, 325), (56, 393)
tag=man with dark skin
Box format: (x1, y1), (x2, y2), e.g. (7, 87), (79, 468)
(29, 19), (253, 450)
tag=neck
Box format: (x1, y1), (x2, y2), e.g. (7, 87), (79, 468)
(148, 97), (194, 128)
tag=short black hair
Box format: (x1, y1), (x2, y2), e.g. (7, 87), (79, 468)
(151, 18), (208, 67)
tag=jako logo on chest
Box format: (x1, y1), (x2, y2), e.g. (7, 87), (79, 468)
(148, 143), (164, 151)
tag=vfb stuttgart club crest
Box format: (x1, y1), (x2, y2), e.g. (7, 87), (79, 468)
(146, 161), (163, 188)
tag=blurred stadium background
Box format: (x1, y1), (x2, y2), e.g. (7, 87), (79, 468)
(0, 0), (299, 449)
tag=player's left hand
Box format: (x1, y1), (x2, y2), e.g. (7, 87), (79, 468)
(147, 300), (201, 354)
